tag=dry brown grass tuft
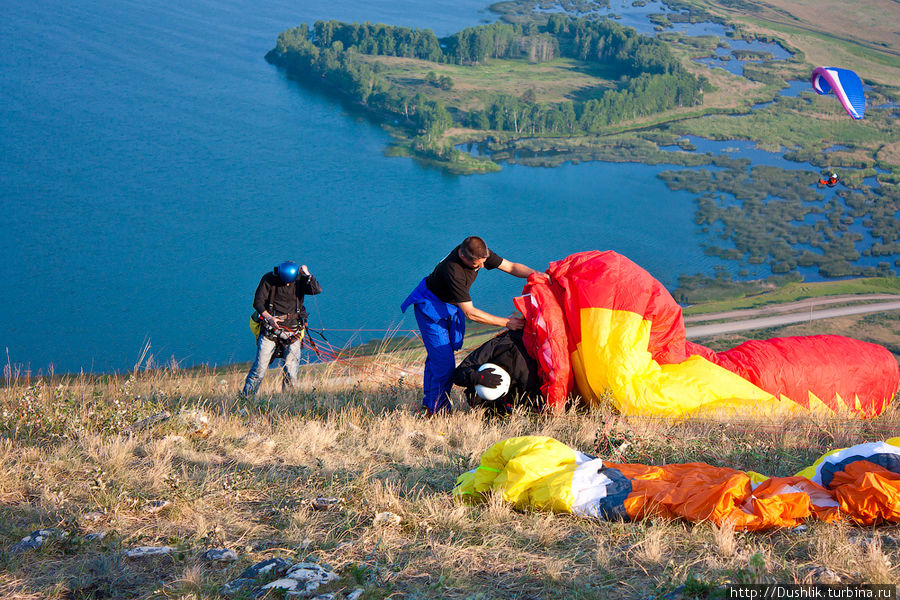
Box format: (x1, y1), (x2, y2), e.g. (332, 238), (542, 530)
(712, 519), (738, 558)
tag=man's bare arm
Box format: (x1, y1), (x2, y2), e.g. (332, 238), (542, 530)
(457, 301), (524, 330)
(497, 258), (544, 279)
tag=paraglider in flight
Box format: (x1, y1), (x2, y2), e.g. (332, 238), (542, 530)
(818, 171), (839, 187)
(811, 66), (866, 120)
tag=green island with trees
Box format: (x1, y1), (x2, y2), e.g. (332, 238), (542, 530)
(265, 16), (705, 173)
(266, 0), (900, 281)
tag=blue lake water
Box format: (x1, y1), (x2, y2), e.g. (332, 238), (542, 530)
(0, 0), (876, 375)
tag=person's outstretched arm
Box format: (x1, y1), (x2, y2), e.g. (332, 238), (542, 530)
(497, 258), (546, 279)
(457, 302), (524, 330)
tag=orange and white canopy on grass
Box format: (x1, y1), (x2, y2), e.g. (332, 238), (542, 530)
(454, 436), (900, 530)
(513, 251), (898, 417)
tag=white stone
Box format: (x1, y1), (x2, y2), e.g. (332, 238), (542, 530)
(124, 546), (176, 558)
(202, 548), (238, 562)
(261, 578), (299, 591)
(10, 528), (60, 553)
(374, 512), (401, 527)
(286, 562), (338, 586)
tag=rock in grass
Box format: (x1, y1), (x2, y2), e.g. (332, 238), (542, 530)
(84, 531), (107, 541)
(260, 577), (299, 592)
(10, 529), (63, 553)
(223, 560), (338, 599)
(123, 546), (176, 558)
(407, 430), (426, 448)
(310, 497), (342, 511)
(346, 589), (364, 600)
(237, 557), (294, 580)
(373, 512), (401, 527)
(220, 578), (255, 596)
(202, 548), (238, 562)
(143, 500), (171, 514)
(124, 411), (171, 434)
(807, 566), (841, 583)
(286, 562), (337, 588)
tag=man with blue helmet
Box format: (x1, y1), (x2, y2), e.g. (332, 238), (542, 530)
(241, 260), (322, 397)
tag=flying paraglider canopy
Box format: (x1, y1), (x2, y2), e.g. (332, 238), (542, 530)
(811, 66), (866, 120)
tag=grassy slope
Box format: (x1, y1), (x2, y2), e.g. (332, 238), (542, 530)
(3, 357), (900, 599)
(3, 284), (900, 598)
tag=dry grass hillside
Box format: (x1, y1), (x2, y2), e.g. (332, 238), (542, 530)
(3, 311), (900, 599)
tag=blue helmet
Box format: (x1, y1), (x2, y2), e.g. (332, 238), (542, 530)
(276, 261), (299, 284)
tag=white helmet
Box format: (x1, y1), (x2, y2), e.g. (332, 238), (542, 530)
(475, 363), (511, 401)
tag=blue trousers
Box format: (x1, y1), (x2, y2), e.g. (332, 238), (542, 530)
(414, 304), (456, 413)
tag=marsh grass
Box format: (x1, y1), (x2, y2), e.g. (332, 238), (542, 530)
(2, 350), (900, 599)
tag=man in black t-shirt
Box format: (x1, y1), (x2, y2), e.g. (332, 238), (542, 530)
(401, 236), (543, 414)
(241, 260), (322, 397)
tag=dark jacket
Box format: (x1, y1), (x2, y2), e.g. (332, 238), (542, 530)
(252, 271), (322, 329)
(453, 329), (542, 412)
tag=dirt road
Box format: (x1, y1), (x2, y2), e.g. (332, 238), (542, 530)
(685, 295), (900, 339)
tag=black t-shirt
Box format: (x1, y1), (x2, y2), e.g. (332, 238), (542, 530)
(424, 245), (503, 304)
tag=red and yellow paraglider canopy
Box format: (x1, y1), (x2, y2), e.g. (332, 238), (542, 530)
(514, 251), (898, 418)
